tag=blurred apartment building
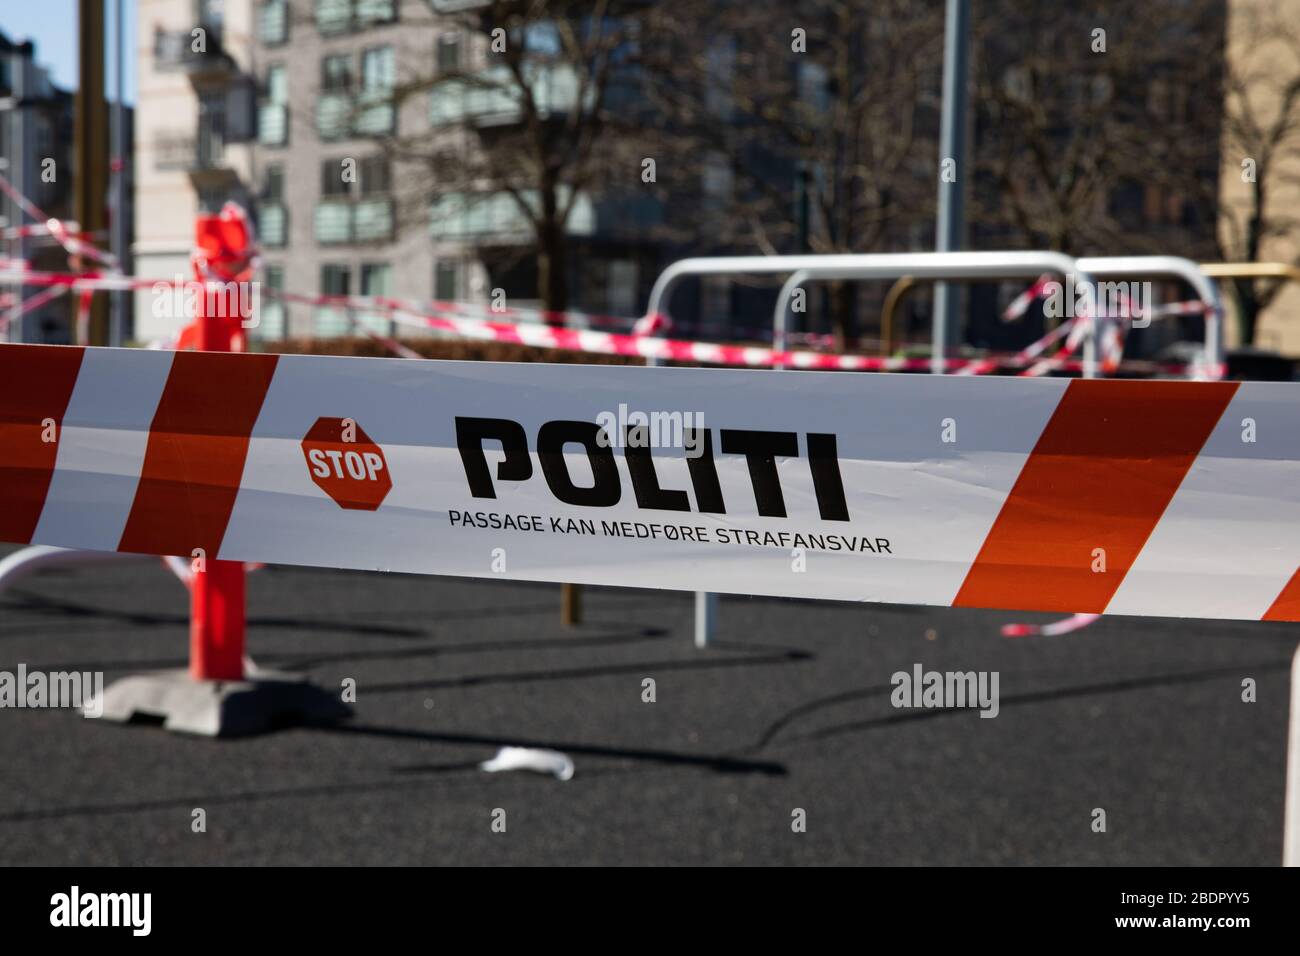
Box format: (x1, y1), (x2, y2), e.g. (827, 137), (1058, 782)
(2, 30), (134, 345)
(0, 32), (75, 342)
(133, 0), (664, 343)
(135, 1), (1286, 359)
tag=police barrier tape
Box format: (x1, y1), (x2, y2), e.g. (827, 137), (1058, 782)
(2, 342), (1297, 622)
(0, 267), (1199, 376)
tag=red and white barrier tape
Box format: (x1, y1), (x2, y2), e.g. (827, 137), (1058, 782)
(0, 266), (1197, 377)
(0, 173), (118, 269)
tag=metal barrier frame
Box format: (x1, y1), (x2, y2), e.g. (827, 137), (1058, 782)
(644, 251), (1096, 647)
(1201, 261), (1300, 354)
(1077, 256), (1224, 377)
(871, 255), (1225, 378)
(647, 251), (1095, 376)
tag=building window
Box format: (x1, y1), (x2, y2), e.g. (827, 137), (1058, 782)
(260, 164), (287, 247)
(267, 65), (289, 104)
(361, 262), (391, 297)
(356, 0), (397, 26)
(524, 22), (562, 55)
(436, 33), (462, 74)
(259, 264), (286, 338)
(196, 91), (226, 167)
(259, 64), (289, 146)
(356, 46), (396, 136)
(434, 260), (460, 301)
(354, 198), (394, 242)
(359, 155), (390, 196)
(321, 159), (352, 197)
(317, 265), (352, 335)
(260, 206), (287, 247)
(361, 46), (395, 92)
(322, 54), (354, 92)
(318, 55), (354, 140)
(315, 202), (353, 244)
(198, 0), (226, 46)
(322, 265), (351, 295)
(357, 262), (393, 330)
(259, 0), (288, 45)
(316, 0), (352, 36)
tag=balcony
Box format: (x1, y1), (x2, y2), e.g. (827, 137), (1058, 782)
(317, 0), (398, 34)
(314, 198), (394, 245)
(430, 64), (589, 128)
(429, 189), (594, 242)
(153, 133), (198, 172)
(151, 130), (237, 188)
(153, 28), (236, 82)
(317, 92), (395, 139)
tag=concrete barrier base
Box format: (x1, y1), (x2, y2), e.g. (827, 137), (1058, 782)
(86, 666), (351, 738)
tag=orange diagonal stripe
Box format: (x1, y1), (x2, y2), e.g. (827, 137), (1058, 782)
(954, 379), (1238, 614)
(118, 350), (279, 558)
(0, 344), (85, 544)
(1263, 567), (1300, 622)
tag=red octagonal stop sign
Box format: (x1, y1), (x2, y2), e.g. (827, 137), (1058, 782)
(301, 417), (392, 511)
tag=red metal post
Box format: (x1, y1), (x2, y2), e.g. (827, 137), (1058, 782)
(187, 205), (255, 682)
(190, 557), (246, 681)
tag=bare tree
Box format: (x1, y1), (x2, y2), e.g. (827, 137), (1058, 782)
(970, 0), (1224, 260)
(1206, 1), (1300, 345)
(385, 0), (653, 315)
(650, 0), (945, 349)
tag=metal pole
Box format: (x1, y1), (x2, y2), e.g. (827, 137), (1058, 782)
(13, 41), (25, 342)
(560, 582), (581, 626)
(110, 0), (126, 347)
(773, 269), (810, 369)
(694, 591), (717, 651)
(932, 0), (970, 375)
(75, 0), (109, 345)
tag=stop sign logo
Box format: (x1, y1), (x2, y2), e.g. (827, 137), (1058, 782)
(301, 417), (392, 511)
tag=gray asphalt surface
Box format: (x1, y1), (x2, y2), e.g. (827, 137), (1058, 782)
(0, 543), (1295, 865)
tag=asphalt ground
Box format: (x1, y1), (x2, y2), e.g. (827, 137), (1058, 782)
(0, 543), (1296, 865)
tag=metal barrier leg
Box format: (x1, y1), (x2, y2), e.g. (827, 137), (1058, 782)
(694, 591), (717, 649)
(561, 583), (582, 626)
(1285, 640), (1300, 866)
